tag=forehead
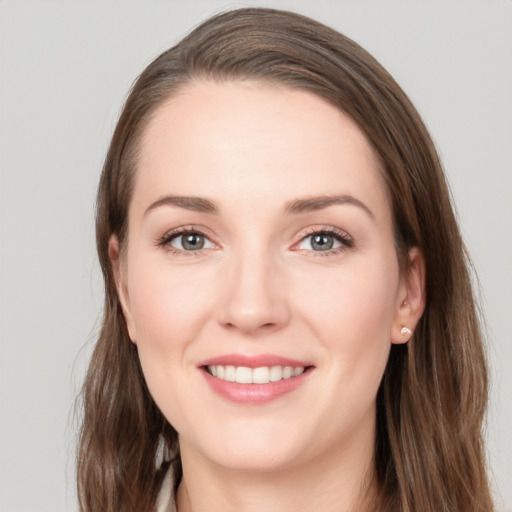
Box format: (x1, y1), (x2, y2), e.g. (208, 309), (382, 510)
(133, 80), (389, 220)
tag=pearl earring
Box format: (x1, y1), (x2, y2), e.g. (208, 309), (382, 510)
(401, 327), (412, 336)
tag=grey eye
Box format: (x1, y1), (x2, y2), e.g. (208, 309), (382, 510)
(297, 232), (345, 252)
(171, 233), (213, 251)
(310, 234), (334, 251)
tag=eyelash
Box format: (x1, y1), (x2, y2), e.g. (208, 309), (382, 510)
(295, 227), (354, 257)
(157, 225), (215, 257)
(156, 225), (354, 257)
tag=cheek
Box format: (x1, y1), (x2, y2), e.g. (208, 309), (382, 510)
(125, 255), (220, 430)
(295, 256), (399, 376)
(125, 251), (219, 386)
(128, 260), (216, 346)
(288, 258), (399, 443)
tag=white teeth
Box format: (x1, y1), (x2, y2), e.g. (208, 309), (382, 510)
(252, 366), (270, 384)
(270, 366), (283, 382)
(207, 365), (306, 383)
(283, 366), (293, 379)
(225, 365), (236, 382)
(235, 366), (252, 384)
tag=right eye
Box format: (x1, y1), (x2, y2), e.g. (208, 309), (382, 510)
(168, 232), (215, 252)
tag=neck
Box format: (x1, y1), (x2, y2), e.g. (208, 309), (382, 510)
(176, 432), (378, 512)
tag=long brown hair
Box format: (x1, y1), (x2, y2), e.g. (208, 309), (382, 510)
(77, 8), (493, 512)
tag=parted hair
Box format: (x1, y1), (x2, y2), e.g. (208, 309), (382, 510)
(77, 8), (493, 512)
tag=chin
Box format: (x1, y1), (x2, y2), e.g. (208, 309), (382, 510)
(183, 422), (310, 473)
(209, 444), (303, 473)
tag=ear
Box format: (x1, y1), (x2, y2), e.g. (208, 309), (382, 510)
(108, 235), (137, 344)
(391, 247), (426, 344)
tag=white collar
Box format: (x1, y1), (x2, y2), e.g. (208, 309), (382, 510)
(155, 462), (177, 512)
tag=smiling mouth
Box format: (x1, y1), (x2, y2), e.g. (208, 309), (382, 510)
(204, 365), (308, 384)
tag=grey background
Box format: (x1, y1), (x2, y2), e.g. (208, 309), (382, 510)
(1, 1), (510, 511)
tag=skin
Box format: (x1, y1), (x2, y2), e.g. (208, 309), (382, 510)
(110, 81), (425, 512)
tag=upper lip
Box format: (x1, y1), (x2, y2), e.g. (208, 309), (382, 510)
(198, 353), (313, 369)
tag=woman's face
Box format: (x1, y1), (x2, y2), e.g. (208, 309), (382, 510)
(112, 81), (422, 473)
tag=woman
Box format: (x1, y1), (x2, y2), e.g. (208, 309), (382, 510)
(77, 8), (493, 512)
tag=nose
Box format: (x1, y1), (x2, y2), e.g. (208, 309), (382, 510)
(216, 246), (290, 335)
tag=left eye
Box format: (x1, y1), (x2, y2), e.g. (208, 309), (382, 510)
(169, 233), (215, 251)
(297, 232), (346, 252)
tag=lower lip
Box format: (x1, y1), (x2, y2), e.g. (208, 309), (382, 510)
(201, 368), (312, 404)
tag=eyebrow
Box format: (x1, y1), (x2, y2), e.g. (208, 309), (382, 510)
(144, 196), (220, 216)
(144, 194), (374, 219)
(284, 194), (375, 219)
